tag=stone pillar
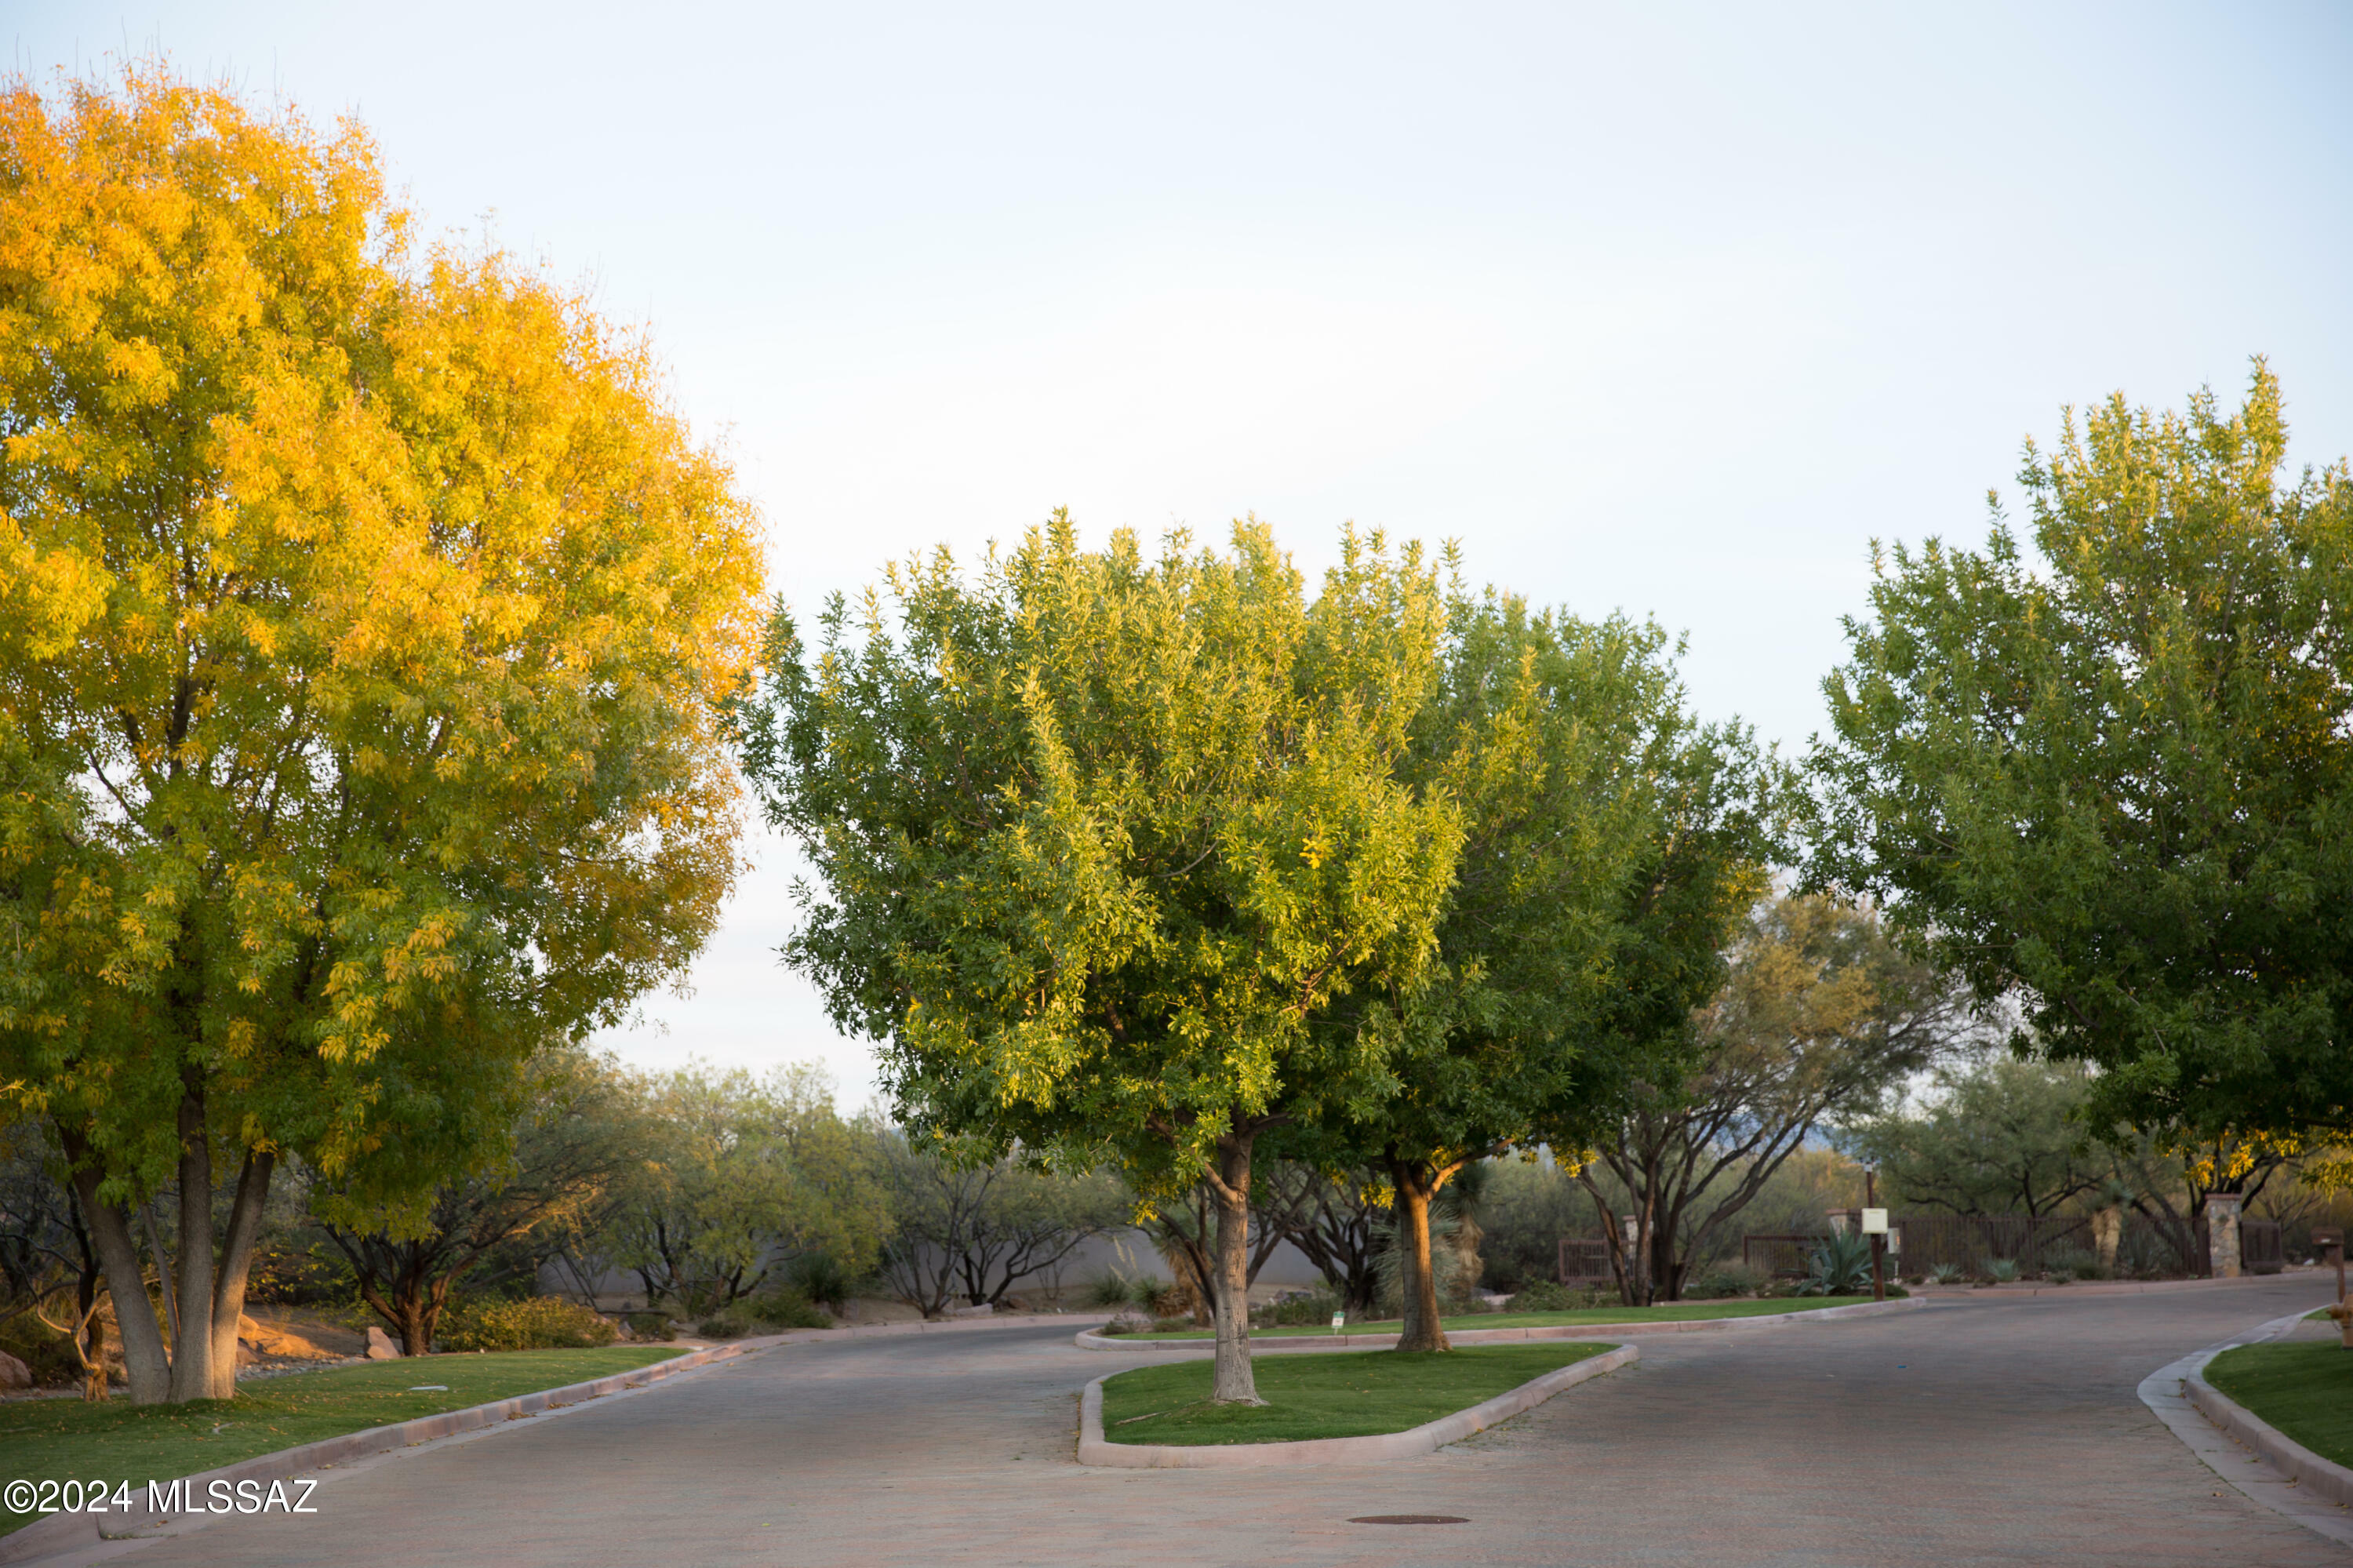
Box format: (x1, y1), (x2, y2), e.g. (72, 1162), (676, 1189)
(2206, 1191), (2242, 1280)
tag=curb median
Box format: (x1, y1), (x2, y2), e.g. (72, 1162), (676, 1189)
(1075, 1342), (1638, 1468)
(1073, 1293), (1924, 1352)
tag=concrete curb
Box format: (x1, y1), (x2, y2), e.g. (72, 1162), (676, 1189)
(1074, 1293), (1924, 1351)
(1075, 1342), (1638, 1468)
(2137, 1299), (2353, 1550)
(1913, 1271), (2326, 1301)
(2185, 1332), (2353, 1508)
(0, 1340), (761, 1566)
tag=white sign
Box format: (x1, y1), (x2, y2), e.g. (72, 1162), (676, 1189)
(1331, 1311), (1346, 1332)
(1860, 1208), (1889, 1234)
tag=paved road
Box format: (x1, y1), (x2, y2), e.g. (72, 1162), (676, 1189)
(96, 1277), (2344, 1567)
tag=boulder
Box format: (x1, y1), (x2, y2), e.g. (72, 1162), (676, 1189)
(364, 1326), (403, 1359)
(237, 1313), (331, 1361)
(0, 1348), (31, 1390)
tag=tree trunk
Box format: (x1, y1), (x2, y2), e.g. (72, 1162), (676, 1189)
(64, 1159), (171, 1405)
(1389, 1158), (1451, 1353)
(1203, 1130), (1263, 1405)
(168, 1075), (216, 1402)
(206, 1149), (275, 1397)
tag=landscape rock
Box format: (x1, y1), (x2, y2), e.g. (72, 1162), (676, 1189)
(238, 1312), (333, 1361)
(365, 1326), (403, 1359)
(0, 1348), (31, 1390)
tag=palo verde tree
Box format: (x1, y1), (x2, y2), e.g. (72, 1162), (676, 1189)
(1809, 364), (2353, 1148)
(0, 67), (763, 1402)
(1329, 595), (1723, 1350)
(743, 518), (1460, 1403)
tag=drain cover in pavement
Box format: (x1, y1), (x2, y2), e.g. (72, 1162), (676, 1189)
(1348, 1515), (1469, 1525)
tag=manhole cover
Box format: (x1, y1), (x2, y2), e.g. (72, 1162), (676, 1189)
(1348, 1515), (1470, 1526)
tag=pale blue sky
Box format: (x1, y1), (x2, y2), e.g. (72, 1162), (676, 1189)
(14, 3), (2352, 1110)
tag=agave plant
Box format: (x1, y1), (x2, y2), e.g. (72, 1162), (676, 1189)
(1927, 1262), (1965, 1286)
(1981, 1257), (2020, 1283)
(1798, 1230), (1877, 1296)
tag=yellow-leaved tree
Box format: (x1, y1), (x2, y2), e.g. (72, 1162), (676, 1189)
(0, 66), (764, 1402)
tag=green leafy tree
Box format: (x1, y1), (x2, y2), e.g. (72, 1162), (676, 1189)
(742, 518), (1460, 1402)
(1347, 597), (1774, 1344)
(0, 69), (763, 1402)
(608, 1066), (889, 1315)
(1810, 364), (2353, 1148)
(1843, 1050), (2100, 1218)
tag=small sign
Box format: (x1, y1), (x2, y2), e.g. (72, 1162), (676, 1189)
(1331, 1311), (1346, 1332)
(1860, 1208), (1889, 1235)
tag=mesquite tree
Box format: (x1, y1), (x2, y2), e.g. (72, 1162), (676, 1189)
(0, 69), (762, 1401)
(744, 519), (1458, 1402)
(1580, 893), (1962, 1303)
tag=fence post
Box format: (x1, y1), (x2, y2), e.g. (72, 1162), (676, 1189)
(2205, 1192), (2243, 1279)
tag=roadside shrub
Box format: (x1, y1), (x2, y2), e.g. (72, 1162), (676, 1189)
(698, 1313), (749, 1339)
(1686, 1261), (1769, 1300)
(1980, 1257), (2020, 1283)
(1259, 1290), (1340, 1327)
(1506, 1280), (1576, 1313)
(1096, 1318), (1133, 1336)
(745, 1286), (830, 1330)
(1149, 1316), (1192, 1333)
(1926, 1262), (1965, 1286)
(440, 1296), (619, 1353)
(1086, 1275), (1135, 1309)
(2041, 1246), (2104, 1282)
(785, 1254), (853, 1309)
(624, 1312), (677, 1342)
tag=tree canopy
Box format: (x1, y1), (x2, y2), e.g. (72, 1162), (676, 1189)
(1810, 365), (2353, 1147)
(0, 67), (763, 1401)
(1320, 594), (1776, 1345)
(742, 517), (1460, 1401)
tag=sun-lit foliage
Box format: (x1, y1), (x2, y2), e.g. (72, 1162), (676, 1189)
(0, 64), (764, 1402)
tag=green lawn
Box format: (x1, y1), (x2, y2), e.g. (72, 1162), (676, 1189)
(2206, 1341), (2353, 1466)
(1118, 1295), (1878, 1340)
(1097, 1341), (1613, 1445)
(2, 1347), (686, 1537)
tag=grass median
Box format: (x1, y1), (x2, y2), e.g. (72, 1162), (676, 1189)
(1115, 1294), (1878, 1341)
(2206, 1340), (2353, 1467)
(1097, 1341), (1613, 1446)
(1, 1346), (688, 1537)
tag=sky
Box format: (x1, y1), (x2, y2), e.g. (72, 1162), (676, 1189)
(13, 3), (2353, 1114)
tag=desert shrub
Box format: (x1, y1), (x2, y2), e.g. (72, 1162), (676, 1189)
(0, 1316), (89, 1387)
(1096, 1318), (1132, 1335)
(1686, 1261), (1769, 1300)
(698, 1314), (748, 1339)
(1260, 1290), (1340, 1327)
(2040, 1245), (2103, 1281)
(745, 1286), (830, 1330)
(1506, 1280), (1576, 1313)
(785, 1253), (853, 1309)
(1926, 1262), (1964, 1285)
(1086, 1275), (1136, 1308)
(624, 1312), (676, 1341)
(1148, 1317), (1193, 1333)
(440, 1296), (620, 1353)
(1980, 1257), (2020, 1283)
